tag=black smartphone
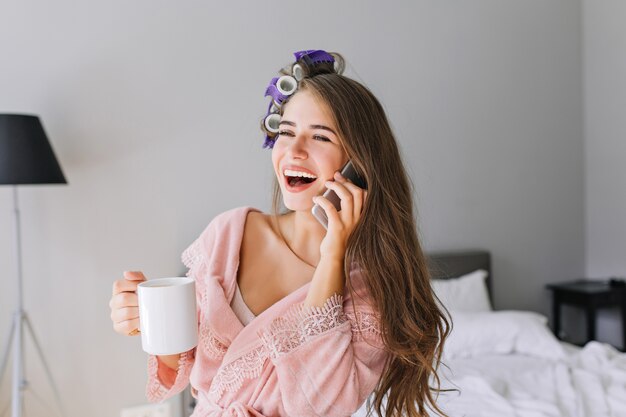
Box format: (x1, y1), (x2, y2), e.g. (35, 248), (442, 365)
(311, 160), (367, 229)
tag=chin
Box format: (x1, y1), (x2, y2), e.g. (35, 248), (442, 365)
(283, 199), (315, 213)
(281, 190), (318, 213)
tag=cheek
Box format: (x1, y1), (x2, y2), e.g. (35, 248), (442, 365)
(271, 145), (285, 176)
(320, 150), (347, 172)
(271, 146), (281, 166)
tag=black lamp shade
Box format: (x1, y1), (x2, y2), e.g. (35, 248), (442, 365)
(0, 114), (67, 185)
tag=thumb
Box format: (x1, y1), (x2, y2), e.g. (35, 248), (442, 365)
(123, 271), (147, 282)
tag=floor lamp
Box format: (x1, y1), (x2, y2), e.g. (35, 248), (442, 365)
(0, 114), (67, 417)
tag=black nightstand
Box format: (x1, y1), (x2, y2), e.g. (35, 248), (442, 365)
(546, 280), (626, 350)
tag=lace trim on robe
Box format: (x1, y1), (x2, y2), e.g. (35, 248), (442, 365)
(182, 237), (230, 359)
(181, 237), (204, 273)
(200, 321), (229, 359)
(199, 284), (229, 358)
(258, 293), (348, 359)
(208, 293), (382, 402)
(146, 350), (194, 402)
(208, 344), (269, 402)
(347, 310), (383, 342)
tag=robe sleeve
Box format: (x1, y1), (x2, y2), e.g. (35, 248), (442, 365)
(257, 290), (388, 417)
(146, 216), (220, 402)
(146, 349), (196, 402)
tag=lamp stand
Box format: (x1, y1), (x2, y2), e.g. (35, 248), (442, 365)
(0, 186), (65, 417)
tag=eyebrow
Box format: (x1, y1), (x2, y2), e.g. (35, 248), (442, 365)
(278, 120), (337, 136)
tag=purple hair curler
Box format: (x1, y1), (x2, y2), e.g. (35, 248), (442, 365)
(264, 75), (298, 108)
(293, 50), (335, 65)
(261, 50), (336, 149)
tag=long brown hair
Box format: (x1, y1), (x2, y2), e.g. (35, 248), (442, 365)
(262, 53), (451, 417)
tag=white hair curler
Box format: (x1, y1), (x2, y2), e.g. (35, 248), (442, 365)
(292, 63), (304, 81)
(276, 75), (298, 96)
(264, 113), (281, 134)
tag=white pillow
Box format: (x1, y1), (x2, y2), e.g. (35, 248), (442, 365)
(443, 310), (566, 361)
(431, 269), (492, 312)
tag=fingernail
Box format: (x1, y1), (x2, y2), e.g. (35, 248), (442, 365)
(325, 181), (333, 186)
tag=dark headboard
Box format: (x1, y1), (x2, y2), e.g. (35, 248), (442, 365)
(426, 250), (492, 301)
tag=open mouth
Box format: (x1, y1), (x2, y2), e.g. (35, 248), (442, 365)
(282, 169), (318, 192)
(286, 175), (316, 187)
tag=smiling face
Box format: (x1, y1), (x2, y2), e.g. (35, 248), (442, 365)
(271, 90), (349, 212)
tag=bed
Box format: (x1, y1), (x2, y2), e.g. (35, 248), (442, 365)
(353, 250), (626, 417)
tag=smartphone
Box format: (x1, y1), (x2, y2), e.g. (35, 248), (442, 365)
(311, 160), (367, 229)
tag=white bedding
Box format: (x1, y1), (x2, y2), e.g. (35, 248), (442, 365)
(353, 310), (626, 417)
(435, 340), (626, 417)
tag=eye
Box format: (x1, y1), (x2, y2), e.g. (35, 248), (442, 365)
(313, 135), (331, 142)
(277, 131), (331, 143)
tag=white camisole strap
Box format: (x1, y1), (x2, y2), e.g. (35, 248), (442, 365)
(230, 282), (257, 326)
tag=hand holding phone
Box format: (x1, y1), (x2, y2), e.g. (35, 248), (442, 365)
(311, 160), (367, 229)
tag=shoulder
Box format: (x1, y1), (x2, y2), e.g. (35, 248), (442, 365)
(210, 206), (262, 228)
(181, 206), (263, 269)
(199, 206), (265, 239)
(243, 210), (278, 241)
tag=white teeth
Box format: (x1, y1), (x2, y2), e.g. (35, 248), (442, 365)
(283, 169), (317, 179)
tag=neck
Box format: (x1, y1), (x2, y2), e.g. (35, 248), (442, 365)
(279, 209), (326, 267)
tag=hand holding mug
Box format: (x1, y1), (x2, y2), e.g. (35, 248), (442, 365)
(109, 271), (146, 336)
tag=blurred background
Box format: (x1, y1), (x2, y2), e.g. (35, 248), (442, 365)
(0, 0), (624, 416)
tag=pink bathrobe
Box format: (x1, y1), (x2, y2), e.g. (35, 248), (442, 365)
(146, 206), (388, 417)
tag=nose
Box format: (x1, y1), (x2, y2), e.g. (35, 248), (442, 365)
(286, 134), (308, 159)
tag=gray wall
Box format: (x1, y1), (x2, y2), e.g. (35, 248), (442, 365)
(0, 1), (586, 416)
(583, 0), (626, 348)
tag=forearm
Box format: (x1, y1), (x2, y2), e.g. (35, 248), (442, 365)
(157, 354), (181, 370)
(304, 256), (345, 308)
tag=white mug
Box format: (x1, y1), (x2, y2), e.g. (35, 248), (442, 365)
(137, 277), (198, 355)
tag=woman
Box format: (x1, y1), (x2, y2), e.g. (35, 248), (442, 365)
(110, 50), (450, 417)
